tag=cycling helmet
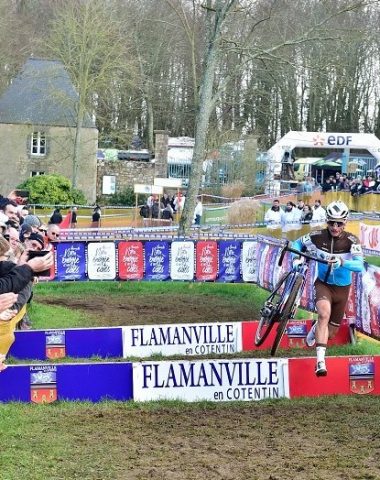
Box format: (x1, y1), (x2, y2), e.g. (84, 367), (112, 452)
(326, 200), (349, 221)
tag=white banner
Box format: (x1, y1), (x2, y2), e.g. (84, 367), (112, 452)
(122, 322), (242, 358)
(170, 241), (195, 280)
(87, 242), (116, 280)
(133, 358), (289, 402)
(360, 223), (380, 253)
(241, 241), (259, 282)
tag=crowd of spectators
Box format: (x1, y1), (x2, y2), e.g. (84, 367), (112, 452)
(264, 198), (327, 231)
(0, 192), (57, 371)
(321, 172), (380, 196)
(140, 192), (186, 221)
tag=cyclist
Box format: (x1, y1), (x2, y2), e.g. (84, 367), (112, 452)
(291, 200), (364, 376)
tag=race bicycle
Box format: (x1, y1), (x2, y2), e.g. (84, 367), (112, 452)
(254, 241), (331, 356)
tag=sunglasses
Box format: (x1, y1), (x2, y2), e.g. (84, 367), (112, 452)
(51, 232), (60, 237)
(327, 221), (345, 227)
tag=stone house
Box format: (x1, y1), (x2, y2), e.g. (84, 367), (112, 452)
(0, 58), (98, 202)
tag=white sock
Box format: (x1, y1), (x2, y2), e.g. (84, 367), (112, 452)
(316, 346), (326, 363)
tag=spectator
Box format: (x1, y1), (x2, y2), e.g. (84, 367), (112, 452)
(24, 232), (44, 252)
(293, 200), (305, 223)
(322, 178), (332, 193)
(281, 151), (295, 181)
(264, 199), (284, 230)
(312, 199), (326, 228)
(46, 224), (61, 249)
(23, 214), (41, 232)
(151, 199), (160, 219)
(0, 199), (19, 228)
(91, 206), (101, 228)
(282, 201), (298, 232)
(301, 205), (313, 224)
(193, 197), (203, 225)
(49, 208), (63, 225)
(19, 223), (33, 243)
(362, 175), (376, 193)
(139, 204), (150, 219)
(161, 193), (171, 208)
(161, 204), (174, 221)
(70, 207), (78, 228)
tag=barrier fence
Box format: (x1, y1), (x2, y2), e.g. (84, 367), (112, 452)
(1, 355), (379, 403)
(43, 235), (380, 340)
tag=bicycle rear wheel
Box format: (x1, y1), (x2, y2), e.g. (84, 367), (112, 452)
(271, 275), (303, 356)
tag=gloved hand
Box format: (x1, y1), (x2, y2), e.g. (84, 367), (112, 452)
(292, 258), (304, 271)
(329, 256), (342, 270)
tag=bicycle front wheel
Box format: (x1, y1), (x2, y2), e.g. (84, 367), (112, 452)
(255, 312), (278, 346)
(271, 275), (303, 356)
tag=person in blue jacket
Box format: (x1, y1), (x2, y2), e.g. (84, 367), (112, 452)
(292, 201), (364, 377)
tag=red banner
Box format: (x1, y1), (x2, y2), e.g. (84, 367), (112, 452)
(118, 241), (144, 280)
(241, 319), (350, 352)
(289, 356), (380, 398)
(195, 241), (218, 281)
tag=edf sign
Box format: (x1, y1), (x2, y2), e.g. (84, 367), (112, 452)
(327, 135), (352, 146)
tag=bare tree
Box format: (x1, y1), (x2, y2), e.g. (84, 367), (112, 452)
(45, 0), (132, 189)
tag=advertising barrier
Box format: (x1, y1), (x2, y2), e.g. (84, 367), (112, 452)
(0, 362), (133, 403)
(133, 358), (290, 402)
(0, 355), (379, 403)
(42, 237), (380, 341)
(122, 322), (241, 358)
(9, 320), (351, 361)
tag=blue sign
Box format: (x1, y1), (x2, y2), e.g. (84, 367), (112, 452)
(218, 241), (241, 282)
(56, 242), (87, 281)
(144, 241), (170, 280)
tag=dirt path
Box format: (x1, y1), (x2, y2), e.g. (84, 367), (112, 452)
(38, 293), (258, 326)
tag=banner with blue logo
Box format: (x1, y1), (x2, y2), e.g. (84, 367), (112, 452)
(56, 242), (87, 281)
(218, 241), (241, 282)
(144, 241), (170, 281)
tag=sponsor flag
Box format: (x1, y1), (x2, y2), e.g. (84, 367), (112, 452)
(218, 241), (241, 282)
(170, 241), (195, 280)
(118, 241), (144, 280)
(241, 241), (258, 282)
(87, 242), (116, 280)
(195, 241), (218, 281)
(144, 241), (170, 281)
(56, 242), (86, 281)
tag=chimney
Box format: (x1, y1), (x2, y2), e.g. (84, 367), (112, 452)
(154, 130), (169, 178)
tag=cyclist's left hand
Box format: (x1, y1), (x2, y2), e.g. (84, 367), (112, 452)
(328, 256), (342, 269)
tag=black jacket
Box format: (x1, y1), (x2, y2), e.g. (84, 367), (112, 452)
(0, 261), (34, 294)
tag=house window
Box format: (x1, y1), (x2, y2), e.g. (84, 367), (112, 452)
(31, 171), (45, 176)
(31, 132), (46, 156)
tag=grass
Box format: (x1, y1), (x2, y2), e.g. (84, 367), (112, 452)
(0, 397), (379, 480)
(366, 255), (380, 267)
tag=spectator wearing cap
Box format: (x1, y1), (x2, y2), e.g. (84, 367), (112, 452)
(22, 214), (41, 233)
(24, 232), (44, 252)
(19, 223), (32, 243)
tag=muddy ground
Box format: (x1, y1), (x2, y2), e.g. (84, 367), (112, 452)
(39, 293), (259, 326)
(32, 293), (380, 480)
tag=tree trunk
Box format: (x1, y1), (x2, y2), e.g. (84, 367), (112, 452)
(178, 44), (219, 235)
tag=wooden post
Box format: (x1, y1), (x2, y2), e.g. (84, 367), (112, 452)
(135, 193), (138, 226)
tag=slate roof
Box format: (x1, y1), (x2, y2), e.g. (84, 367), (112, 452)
(0, 58), (95, 128)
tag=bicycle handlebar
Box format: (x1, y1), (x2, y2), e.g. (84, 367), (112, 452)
(278, 241), (330, 267)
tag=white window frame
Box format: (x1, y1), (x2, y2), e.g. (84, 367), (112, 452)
(30, 131), (46, 156)
(31, 171), (45, 177)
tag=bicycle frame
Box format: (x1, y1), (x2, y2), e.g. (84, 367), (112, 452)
(255, 241), (330, 355)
